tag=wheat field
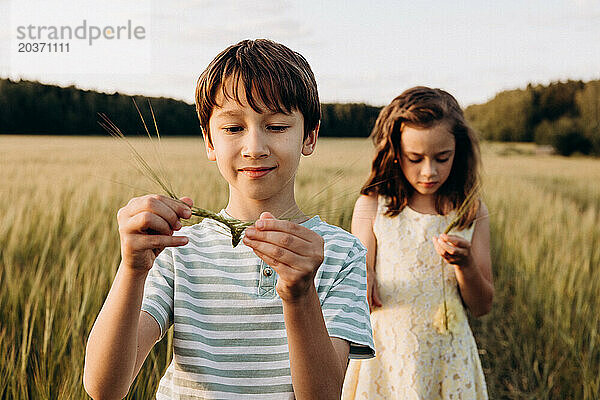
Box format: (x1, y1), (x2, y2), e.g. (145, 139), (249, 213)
(0, 135), (598, 399)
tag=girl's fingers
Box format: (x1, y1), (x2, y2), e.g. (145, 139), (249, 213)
(440, 234), (469, 248)
(435, 236), (463, 256)
(371, 284), (383, 307)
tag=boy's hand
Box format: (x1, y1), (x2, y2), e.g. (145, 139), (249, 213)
(432, 233), (473, 269)
(117, 194), (193, 273)
(242, 212), (324, 302)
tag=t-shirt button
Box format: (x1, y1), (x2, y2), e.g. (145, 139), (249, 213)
(263, 267), (273, 277)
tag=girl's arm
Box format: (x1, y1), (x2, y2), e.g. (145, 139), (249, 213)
(434, 202), (494, 317)
(351, 194), (382, 309)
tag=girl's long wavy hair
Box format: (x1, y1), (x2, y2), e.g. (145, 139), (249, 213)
(361, 86), (481, 230)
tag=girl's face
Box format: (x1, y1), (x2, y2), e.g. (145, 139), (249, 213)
(399, 122), (455, 198)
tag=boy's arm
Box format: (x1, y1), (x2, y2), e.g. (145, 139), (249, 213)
(242, 212), (349, 399)
(83, 266), (160, 399)
(84, 194), (192, 399)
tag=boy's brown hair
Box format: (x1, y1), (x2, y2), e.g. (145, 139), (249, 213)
(361, 86), (481, 230)
(195, 39), (320, 145)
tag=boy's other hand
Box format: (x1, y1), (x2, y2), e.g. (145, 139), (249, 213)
(243, 212), (324, 302)
(117, 194), (193, 273)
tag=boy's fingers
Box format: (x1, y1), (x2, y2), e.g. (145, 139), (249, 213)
(259, 211), (276, 220)
(160, 196), (192, 219)
(131, 233), (188, 250)
(136, 196), (183, 230)
(251, 248), (296, 281)
(131, 211), (172, 236)
(179, 196), (194, 208)
(254, 218), (316, 243)
(244, 228), (311, 256)
(243, 237), (303, 270)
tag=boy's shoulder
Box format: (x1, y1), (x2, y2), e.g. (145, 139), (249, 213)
(305, 216), (367, 261)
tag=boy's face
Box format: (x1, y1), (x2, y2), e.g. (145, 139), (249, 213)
(204, 82), (317, 208)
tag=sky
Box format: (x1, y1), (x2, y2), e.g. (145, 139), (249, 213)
(0, 0), (599, 107)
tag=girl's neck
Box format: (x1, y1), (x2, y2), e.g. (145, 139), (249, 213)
(407, 193), (439, 215)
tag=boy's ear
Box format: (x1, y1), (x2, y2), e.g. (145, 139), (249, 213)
(302, 121), (319, 156)
(202, 128), (216, 161)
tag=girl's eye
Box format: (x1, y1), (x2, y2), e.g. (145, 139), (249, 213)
(267, 125), (289, 132)
(437, 158), (450, 163)
(408, 158), (422, 164)
(223, 126), (243, 134)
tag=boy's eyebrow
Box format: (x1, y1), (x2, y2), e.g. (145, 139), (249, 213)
(213, 109), (244, 118)
(213, 109), (295, 118)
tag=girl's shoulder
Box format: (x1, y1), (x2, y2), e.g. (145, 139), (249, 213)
(353, 193), (379, 221)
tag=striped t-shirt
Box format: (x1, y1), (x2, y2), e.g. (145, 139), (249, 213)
(141, 211), (375, 399)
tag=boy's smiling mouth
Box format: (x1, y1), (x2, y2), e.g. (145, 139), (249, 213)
(239, 166), (277, 178)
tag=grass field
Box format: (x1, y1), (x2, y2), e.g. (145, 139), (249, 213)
(0, 135), (598, 399)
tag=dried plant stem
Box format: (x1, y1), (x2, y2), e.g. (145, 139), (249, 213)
(440, 182), (482, 332)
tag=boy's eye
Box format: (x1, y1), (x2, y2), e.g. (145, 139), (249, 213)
(267, 125), (289, 132)
(223, 126), (243, 133)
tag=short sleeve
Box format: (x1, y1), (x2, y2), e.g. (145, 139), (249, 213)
(320, 242), (375, 359)
(141, 248), (174, 340)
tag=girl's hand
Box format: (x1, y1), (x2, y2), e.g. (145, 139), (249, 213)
(242, 212), (324, 302)
(117, 194), (193, 273)
(432, 233), (473, 268)
(367, 269), (383, 311)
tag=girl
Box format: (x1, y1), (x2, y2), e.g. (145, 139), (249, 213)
(342, 87), (493, 399)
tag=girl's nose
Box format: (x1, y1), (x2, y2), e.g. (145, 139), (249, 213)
(422, 160), (437, 177)
(241, 127), (270, 159)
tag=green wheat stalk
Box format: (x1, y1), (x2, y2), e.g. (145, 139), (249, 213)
(98, 101), (252, 246)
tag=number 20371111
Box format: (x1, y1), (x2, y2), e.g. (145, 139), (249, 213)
(18, 42), (70, 53)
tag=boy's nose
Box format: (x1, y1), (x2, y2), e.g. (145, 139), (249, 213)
(241, 128), (270, 159)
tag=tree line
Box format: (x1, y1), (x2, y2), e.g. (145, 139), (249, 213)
(3, 78), (599, 156)
(465, 80), (600, 155)
(0, 79), (381, 139)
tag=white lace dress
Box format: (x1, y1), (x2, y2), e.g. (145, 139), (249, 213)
(342, 196), (488, 400)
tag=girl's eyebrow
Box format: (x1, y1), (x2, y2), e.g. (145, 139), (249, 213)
(406, 149), (454, 156)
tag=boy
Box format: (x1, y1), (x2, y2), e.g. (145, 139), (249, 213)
(84, 39), (374, 400)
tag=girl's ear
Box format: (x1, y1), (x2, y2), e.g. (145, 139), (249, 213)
(202, 128), (216, 161)
(302, 122), (319, 156)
